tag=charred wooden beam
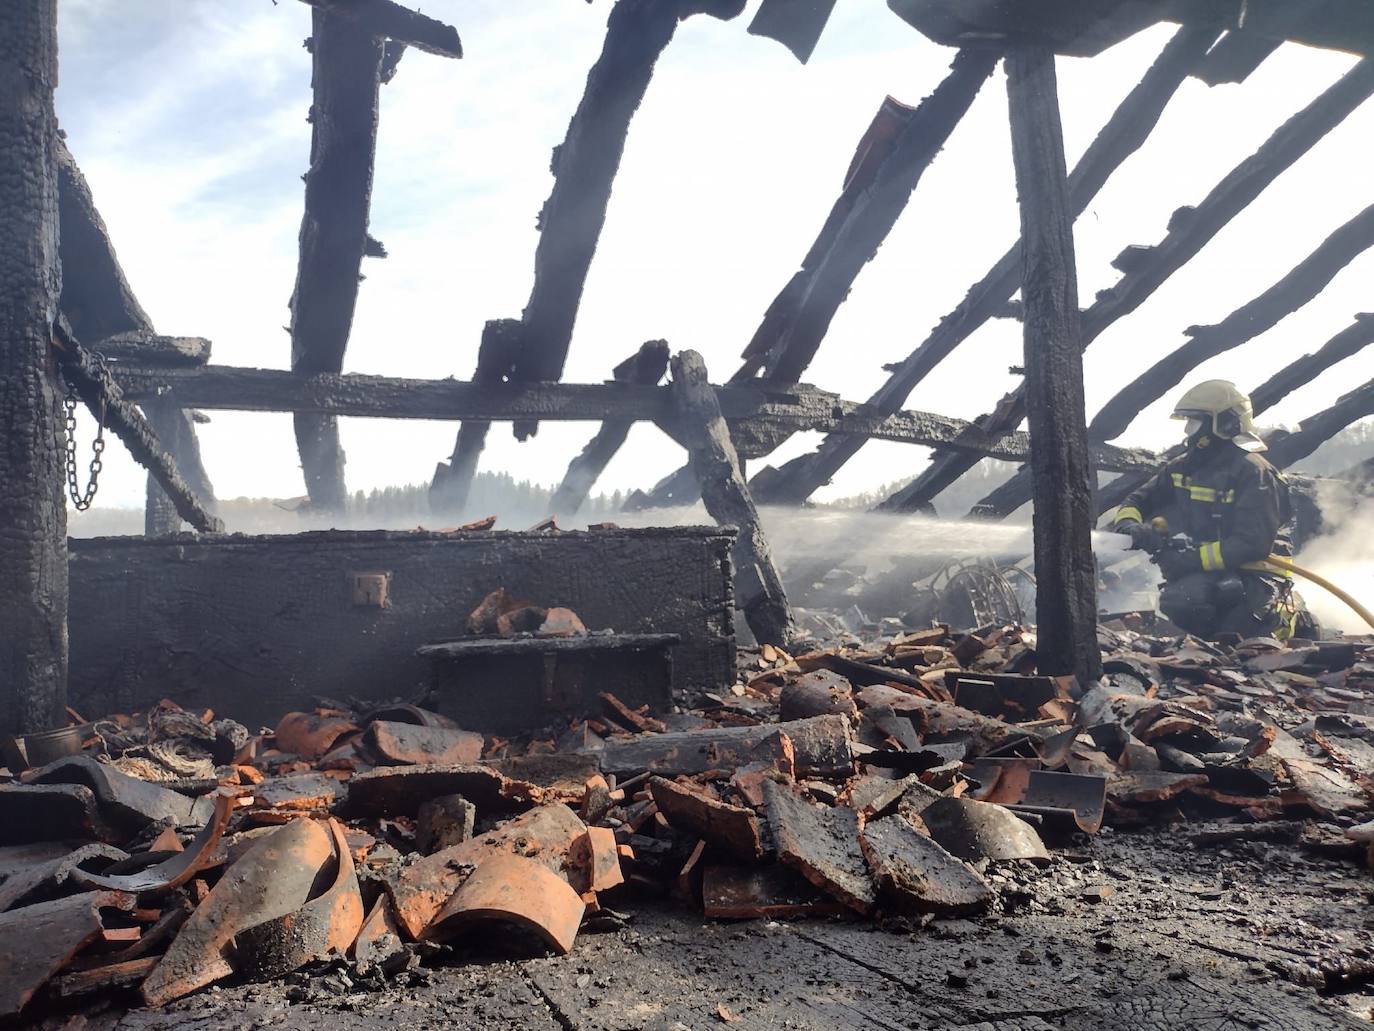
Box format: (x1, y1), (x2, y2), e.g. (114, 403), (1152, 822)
(508, 0), (746, 442)
(550, 340), (670, 517)
(105, 362), (1161, 471)
(1091, 202), (1374, 443)
(740, 50), (997, 384)
(1004, 45), (1099, 683)
(430, 319), (521, 513)
(1, 0), (65, 734)
(1267, 378), (1374, 470)
(747, 0), (840, 63)
(1095, 315), (1374, 517)
(880, 56), (1374, 514)
(298, 0), (462, 58)
(752, 26), (1214, 505)
(54, 322), (223, 534)
(669, 351), (793, 646)
(975, 208), (1374, 519)
(289, 9), (385, 511)
(56, 138), (217, 534)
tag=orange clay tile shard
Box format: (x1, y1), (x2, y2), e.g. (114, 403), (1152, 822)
(71, 789), (234, 894)
(234, 818), (364, 981)
(351, 894), (407, 971)
(423, 853), (585, 956)
(649, 777), (763, 861)
(0, 889), (135, 1017)
(273, 710), (358, 761)
(364, 721), (485, 766)
(568, 826), (624, 895)
(140, 817), (334, 1006)
(388, 802), (586, 940)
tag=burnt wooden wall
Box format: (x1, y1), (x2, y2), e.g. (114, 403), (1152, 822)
(67, 527), (735, 729)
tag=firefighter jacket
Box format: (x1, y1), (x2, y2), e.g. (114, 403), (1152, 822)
(1114, 437), (1292, 575)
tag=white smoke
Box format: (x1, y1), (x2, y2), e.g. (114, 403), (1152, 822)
(1294, 482), (1374, 636)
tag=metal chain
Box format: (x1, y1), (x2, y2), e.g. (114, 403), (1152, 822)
(63, 353), (107, 511)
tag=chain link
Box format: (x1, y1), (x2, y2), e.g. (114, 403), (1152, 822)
(63, 353), (107, 511)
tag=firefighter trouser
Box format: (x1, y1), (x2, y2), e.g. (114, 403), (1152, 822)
(1159, 571), (1282, 640)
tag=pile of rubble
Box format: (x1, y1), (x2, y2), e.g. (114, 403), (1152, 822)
(2, 614), (1372, 1022)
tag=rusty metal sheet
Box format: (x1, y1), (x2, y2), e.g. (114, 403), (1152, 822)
(0, 889), (135, 1017)
(141, 817), (334, 1006)
(70, 790), (234, 894)
(424, 853), (585, 956)
(235, 818), (364, 981)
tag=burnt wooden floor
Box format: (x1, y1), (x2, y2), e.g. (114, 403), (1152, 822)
(72, 826), (1374, 1030)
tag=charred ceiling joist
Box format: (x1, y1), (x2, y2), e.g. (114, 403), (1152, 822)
(749, 25), (1216, 507)
(878, 56), (1374, 515)
(105, 362), (1163, 473)
(976, 203), (1374, 519)
(288, 0), (461, 512)
(507, 0), (747, 442)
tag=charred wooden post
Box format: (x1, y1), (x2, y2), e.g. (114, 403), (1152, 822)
(976, 206), (1374, 519)
(752, 26), (1214, 505)
(298, 0), (462, 58)
(739, 50), (997, 384)
(1005, 46), (1100, 683)
(550, 340), (669, 517)
(289, 9), (386, 511)
(0, 0), (66, 733)
(1095, 314), (1374, 518)
(56, 139), (217, 535)
(430, 319), (521, 512)
(54, 323), (223, 534)
(669, 351), (794, 646)
(508, 0), (745, 441)
(880, 56), (1374, 514)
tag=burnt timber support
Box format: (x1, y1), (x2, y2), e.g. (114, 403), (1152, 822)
(751, 25), (1215, 506)
(1005, 46), (1100, 683)
(430, 319), (521, 512)
(297, 0), (462, 58)
(53, 323), (223, 534)
(879, 56), (1374, 514)
(105, 363), (1161, 472)
(550, 340), (670, 517)
(55, 139), (217, 535)
(1095, 314), (1374, 517)
(975, 206), (1374, 519)
(506, 0), (746, 442)
(739, 49), (998, 384)
(288, 9), (386, 512)
(0, 0), (65, 733)
(1266, 379), (1374, 470)
(1090, 202), (1374, 443)
(669, 351), (794, 647)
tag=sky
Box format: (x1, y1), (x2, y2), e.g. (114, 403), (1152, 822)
(53, 0), (1374, 516)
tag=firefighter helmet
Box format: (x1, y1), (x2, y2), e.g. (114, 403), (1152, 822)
(1171, 379), (1265, 452)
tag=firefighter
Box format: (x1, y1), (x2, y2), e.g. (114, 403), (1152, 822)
(1110, 380), (1301, 640)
